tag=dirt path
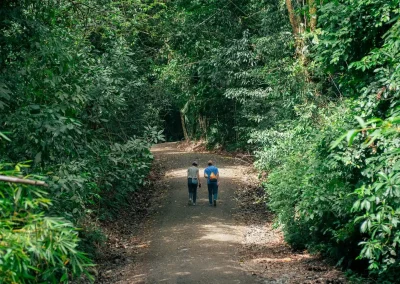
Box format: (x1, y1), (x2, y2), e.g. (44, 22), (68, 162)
(97, 142), (345, 284)
(136, 142), (262, 283)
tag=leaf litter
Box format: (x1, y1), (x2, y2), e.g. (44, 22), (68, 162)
(234, 182), (347, 283)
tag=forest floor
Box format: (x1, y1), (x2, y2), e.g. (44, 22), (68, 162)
(96, 142), (346, 284)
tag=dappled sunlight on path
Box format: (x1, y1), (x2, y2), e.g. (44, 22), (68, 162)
(100, 142), (345, 284)
(123, 142), (262, 283)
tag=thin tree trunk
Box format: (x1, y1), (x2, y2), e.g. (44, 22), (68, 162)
(309, 0), (317, 31)
(286, 0), (310, 70)
(180, 111), (189, 141)
(285, 0), (300, 35)
(0, 175), (48, 186)
(198, 115), (206, 139)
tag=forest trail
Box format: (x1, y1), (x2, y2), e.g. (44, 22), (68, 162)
(119, 142), (262, 283)
(100, 142), (345, 284)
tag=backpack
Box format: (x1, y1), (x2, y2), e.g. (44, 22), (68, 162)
(209, 172), (218, 181)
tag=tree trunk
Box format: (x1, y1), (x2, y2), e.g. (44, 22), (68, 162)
(198, 115), (207, 139)
(286, 0), (311, 70)
(309, 0), (317, 31)
(285, 0), (300, 35)
(180, 111), (189, 141)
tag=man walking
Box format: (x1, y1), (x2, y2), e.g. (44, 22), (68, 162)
(204, 160), (219, 207)
(187, 161), (201, 205)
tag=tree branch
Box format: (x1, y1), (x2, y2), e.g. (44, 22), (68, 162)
(0, 175), (48, 187)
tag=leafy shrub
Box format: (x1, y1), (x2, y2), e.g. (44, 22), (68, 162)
(259, 98), (399, 277)
(0, 162), (93, 283)
(335, 113), (400, 275)
(257, 107), (360, 259)
(250, 0), (400, 280)
(0, 0), (167, 268)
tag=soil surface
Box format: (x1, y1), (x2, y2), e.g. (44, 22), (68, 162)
(96, 142), (346, 284)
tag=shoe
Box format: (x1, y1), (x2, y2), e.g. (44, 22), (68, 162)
(188, 199), (192, 205)
(213, 200), (217, 207)
(193, 203), (196, 206)
(209, 203), (213, 206)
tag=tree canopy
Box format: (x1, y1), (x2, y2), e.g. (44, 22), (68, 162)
(0, 0), (399, 282)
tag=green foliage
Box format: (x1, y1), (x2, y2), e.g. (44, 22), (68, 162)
(156, 0), (294, 147)
(1, 0), (399, 281)
(255, 0), (400, 279)
(0, 163), (93, 283)
(160, 0), (400, 280)
(47, 135), (158, 222)
(333, 113), (400, 274)
(0, 0), (167, 280)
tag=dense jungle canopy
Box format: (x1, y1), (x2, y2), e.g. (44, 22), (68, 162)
(0, 0), (399, 282)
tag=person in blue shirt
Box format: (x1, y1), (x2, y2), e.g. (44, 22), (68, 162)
(204, 160), (219, 207)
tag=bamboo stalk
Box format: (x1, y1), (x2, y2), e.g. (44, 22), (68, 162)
(0, 175), (48, 187)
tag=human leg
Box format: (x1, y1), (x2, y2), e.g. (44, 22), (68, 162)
(207, 182), (218, 206)
(207, 183), (213, 205)
(188, 182), (193, 204)
(192, 186), (197, 204)
(213, 184), (218, 201)
(208, 182), (217, 206)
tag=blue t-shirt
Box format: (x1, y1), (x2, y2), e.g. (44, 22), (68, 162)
(204, 166), (219, 184)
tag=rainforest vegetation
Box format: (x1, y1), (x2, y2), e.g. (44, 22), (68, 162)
(0, 0), (399, 282)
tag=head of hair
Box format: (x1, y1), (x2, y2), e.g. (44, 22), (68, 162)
(192, 161), (198, 166)
(207, 160), (213, 166)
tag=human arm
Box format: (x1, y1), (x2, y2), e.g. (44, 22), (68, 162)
(197, 170), (201, 186)
(204, 168), (208, 178)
